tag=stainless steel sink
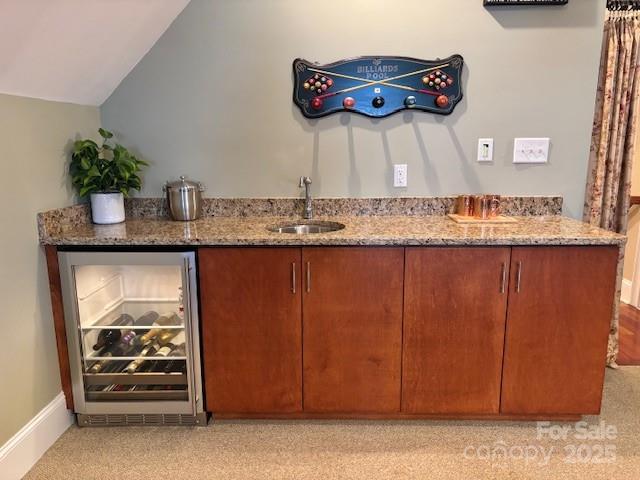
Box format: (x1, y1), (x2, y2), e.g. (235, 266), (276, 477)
(267, 221), (345, 234)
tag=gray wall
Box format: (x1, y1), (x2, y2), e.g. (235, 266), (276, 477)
(0, 94), (100, 445)
(101, 0), (605, 218)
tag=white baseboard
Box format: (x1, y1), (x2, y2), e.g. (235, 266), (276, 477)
(621, 278), (633, 305)
(0, 392), (73, 480)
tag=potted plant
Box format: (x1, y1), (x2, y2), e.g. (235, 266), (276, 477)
(70, 128), (148, 224)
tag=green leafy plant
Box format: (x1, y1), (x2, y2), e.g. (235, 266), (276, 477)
(70, 128), (148, 198)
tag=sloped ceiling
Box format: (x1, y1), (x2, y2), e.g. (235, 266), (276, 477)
(0, 0), (190, 106)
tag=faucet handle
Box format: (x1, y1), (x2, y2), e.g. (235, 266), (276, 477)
(299, 176), (312, 187)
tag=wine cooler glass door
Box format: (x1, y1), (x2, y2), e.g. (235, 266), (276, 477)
(58, 251), (203, 416)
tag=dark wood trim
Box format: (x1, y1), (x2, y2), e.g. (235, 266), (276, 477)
(619, 302), (640, 365)
(45, 245), (74, 410)
(213, 412), (582, 422)
(630, 196), (640, 206)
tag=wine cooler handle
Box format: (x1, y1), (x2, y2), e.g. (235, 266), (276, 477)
(306, 261), (311, 293)
(183, 257), (198, 416)
(291, 262), (296, 294)
(500, 262), (507, 294)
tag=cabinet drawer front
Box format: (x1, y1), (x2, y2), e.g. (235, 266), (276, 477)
(501, 246), (618, 415)
(402, 247), (511, 414)
(302, 247), (404, 413)
(199, 248), (302, 413)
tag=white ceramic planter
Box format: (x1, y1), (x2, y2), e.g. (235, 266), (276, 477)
(90, 192), (125, 224)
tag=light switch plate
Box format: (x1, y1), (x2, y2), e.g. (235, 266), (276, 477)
(477, 138), (494, 162)
(393, 164), (407, 187)
(513, 137), (550, 164)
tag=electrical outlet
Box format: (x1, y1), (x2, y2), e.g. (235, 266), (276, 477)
(477, 138), (494, 162)
(393, 164), (407, 187)
(513, 138), (550, 164)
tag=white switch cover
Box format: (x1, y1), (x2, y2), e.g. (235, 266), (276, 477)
(513, 138), (550, 164)
(477, 138), (494, 162)
(393, 164), (408, 187)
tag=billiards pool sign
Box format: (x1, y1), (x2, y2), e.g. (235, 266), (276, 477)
(292, 55), (464, 119)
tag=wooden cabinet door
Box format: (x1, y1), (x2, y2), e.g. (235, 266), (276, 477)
(199, 248), (302, 413)
(501, 246), (618, 415)
(402, 247), (511, 414)
(302, 247), (404, 413)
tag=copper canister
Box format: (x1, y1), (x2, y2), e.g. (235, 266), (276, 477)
(455, 195), (475, 216)
(473, 196), (490, 220)
(487, 194), (502, 218)
(474, 195), (501, 219)
(473, 195), (500, 220)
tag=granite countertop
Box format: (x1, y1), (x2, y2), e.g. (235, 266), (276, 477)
(37, 197), (625, 247)
(39, 214), (625, 247)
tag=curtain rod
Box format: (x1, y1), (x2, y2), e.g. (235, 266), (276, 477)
(607, 0), (640, 11)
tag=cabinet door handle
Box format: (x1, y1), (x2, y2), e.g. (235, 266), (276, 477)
(500, 262), (507, 294)
(291, 262), (296, 294)
(306, 261), (311, 293)
(515, 261), (522, 293)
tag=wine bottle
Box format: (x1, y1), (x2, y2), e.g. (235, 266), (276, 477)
(85, 360), (128, 392)
(87, 360), (127, 394)
(88, 344), (130, 373)
(102, 358), (126, 374)
(156, 330), (180, 346)
(89, 333), (140, 374)
(124, 311), (159, 341)
(129, 310), (160, 345)
(163, 359), (187, 374)
(169, 340), (186, 356)
(92, 313), (134, 351)
(87, 339), (137, 380)
(136, 310), (160, 326)
(135, 310), (160, 326)
(119, 329), (138, 347)
(132, 313), (181, 346)
(132, 328), (160, 347)
(160, 312), (181, 326)
(143, 341), (179, 372)
(161, 331), (185, 351)
(148, 346), (183, 390)
(124, 344), (158, 374)
(164, 341), (186, 370)
(157, 342), (177, 357)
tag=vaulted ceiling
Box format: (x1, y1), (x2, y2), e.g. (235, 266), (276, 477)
(0, 0), (190, 106)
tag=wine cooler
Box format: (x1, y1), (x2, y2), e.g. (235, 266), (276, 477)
(58, 251), (206, 426)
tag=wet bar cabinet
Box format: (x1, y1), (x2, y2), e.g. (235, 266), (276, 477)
(58, 251), (205, 426)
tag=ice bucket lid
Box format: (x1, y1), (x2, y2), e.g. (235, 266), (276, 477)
(164, 176), (205, 192)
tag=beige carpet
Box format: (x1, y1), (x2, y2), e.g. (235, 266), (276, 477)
(25, 367), (640, 480)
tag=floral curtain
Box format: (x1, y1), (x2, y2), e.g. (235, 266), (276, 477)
(584, 9), (640, 366)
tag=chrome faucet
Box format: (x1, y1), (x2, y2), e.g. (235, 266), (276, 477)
(299, 176), (313, 219)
